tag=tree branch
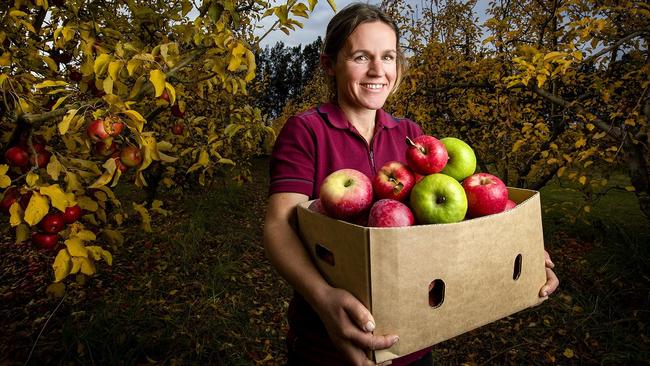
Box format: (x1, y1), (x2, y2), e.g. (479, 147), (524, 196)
(582, 28), (650, 64)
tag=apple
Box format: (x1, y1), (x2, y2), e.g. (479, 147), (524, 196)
(39, 212), (66, 233)
(35, 150), (52, 168)
(4, 146), (30, 167)
(410, 173), (468, 224)
(368, 199), (414, 227)
(94, 139), (118, 157)
(308, 199), (327, 215)
(158, 89), (170, 103)
(462, 173), (509, 218)
(32, 232), (58, 250)
(114, 158), (128, 173)
(63, 205), (83, 223)
(319, 168), (373, 220)
(1, 188), (20, 214)
(405, 135), (448, 175)
(440, 137), (476, 181)
(372, 161), (415, 202)
(171, 123), (184, 135)
(120, 146), (143, 167)
(504, 199), (517, 211)
(86, 117), (124, 142)
(69, 70), (83, 82)
(171, 104), (185, 118)
(19, 190), (33, 209)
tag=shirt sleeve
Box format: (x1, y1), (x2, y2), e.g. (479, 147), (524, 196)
(269, 116), (316, 197)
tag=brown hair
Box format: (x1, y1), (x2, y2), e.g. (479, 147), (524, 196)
(321, 3), (406, 99)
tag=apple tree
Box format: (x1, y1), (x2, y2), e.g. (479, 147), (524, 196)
(0, 0), (333, 292)
(381, 0), (649, 220)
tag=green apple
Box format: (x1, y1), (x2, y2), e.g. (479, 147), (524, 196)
(440, 137), (476, 181)
(410, 173), (468, 224)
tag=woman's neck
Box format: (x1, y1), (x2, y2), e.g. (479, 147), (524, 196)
(337, 101), (377, 143)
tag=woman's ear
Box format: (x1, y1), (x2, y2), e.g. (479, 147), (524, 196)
(320, 54), (336, 76)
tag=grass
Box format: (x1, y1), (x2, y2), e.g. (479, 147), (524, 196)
(2, 159), (649, 365)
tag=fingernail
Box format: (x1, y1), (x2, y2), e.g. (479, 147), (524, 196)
(542, 289), (548, 297)
(548, 260), (555, 268)
(364, 321), (375, 332)
(391, 336), (399, 345)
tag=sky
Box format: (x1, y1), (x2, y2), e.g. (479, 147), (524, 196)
(255, 0), (491, 49)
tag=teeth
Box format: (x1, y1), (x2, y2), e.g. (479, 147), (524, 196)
(362, 84), (383, 89)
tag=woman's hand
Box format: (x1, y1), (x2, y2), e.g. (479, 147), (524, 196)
(540, 249), (559, 297)
(314, 286), (399, 366)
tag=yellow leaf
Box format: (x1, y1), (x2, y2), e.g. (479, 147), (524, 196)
(46, 282), (66, 298)
(58, 108), (78, 135)
(77, 196), (99, 212)
(102, 77), (114, 95)
(133, 202), (152, 232)
(150, 69), (166, 97)
(65, 237), (88, 257)
(65, 172), (83, 192)
(512, 140), (526, 153)
(42, 56), (59, 72)
(0, 167), (10, 188)
(79, 257), (96, 276)
(15, 223), (30, 243)
(584, 205), (591, 213)
(586, 123), (595, 131)
(74, 229), (96, 241)
(326, 0), (336, 11)
(94, 54), (112, 76)
(151, 200), (170, 216)
(0, 52), (12, 67)
(123, 109), (146, 132)
(10, 10), (29, 17)
(228, 43), (247, 71)
(86, 246), (113, 265)
(40, 184), (76, 212)
(24, 192), (49, 226)
(579, 176), (587, 185)
(127, 59), (142, 76)
(89, 158), (117, 189)
(563, 348), (575, 358)
(593, 131), (607, 139)
(35, 80), (68, 89)
(46, 155), (63, 180)
(70, 257), (82, 274)
(53, 249), (72, 282)
(26, 172), (39, 187)
(625, 186), (636, 192)
(101, 229), (124, 247)
(9, 202), (23, 227)
(574, 138), (587, 148)
(51, 96), (68, 111)
(108, 61), (123, 80)
(165, 82), (176, 105)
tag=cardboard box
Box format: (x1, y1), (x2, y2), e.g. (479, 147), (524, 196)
(296, 187), (547, 363)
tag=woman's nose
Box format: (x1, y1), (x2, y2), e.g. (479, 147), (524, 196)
(367, 58), (385, 76)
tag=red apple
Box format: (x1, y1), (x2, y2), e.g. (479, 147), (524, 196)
(372, 161), (415, 202)
(1, 188), (20, 214)
(368, 199), (415, 227)
(120, 146), (143, 167)
(319, 169), (373, 220)
(32, 232), (59, 250)
(405, 135), (448, 175)
(94, 139), (118, 157)
(4, 146), (30, 167)
(158, 89), (170, 103)
(504, 199), (517, 211)
(171, 104), (185, 118)
(86, 117), (124, 142)
(171, 123), (184, 135)
(63, 205), (83, 224)
(35, 150), (52, 168)
(462, 173), (509, 218)
(114, 158), (128, 173)
(38, 212), (66, 233)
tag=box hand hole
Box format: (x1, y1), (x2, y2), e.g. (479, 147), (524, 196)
(513, 253), (522, 280)
(315, 243), (335, 266)
(428, 279), (445, 308)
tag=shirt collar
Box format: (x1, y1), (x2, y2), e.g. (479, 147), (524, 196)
(317, 103), (400, 130)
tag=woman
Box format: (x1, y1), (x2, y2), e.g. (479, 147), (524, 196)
(263, 4), (559, 366)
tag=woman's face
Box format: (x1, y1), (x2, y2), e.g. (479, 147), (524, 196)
(328, 21), (398, 114)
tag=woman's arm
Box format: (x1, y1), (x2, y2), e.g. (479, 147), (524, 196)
(263, 192), (399, 365)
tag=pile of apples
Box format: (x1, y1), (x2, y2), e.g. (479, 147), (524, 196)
(311, 135), (517, 227)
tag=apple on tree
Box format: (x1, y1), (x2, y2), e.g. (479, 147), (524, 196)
(86, 117), (124, 142)
(405, 135), (448, 175)
(319, 168), (373, 221)
(4, 146), (30, 167)
(63, 205), (83, 224)
(440, 137), (476, 181)
(410, 173), (468, 224)
(462, 172), (509, 218)
(1, 188), (20, 214)
(38, 212), (66, 234)
(171, 123), (184, 136)
(119, 146), (143, 168)
(32, 232), (58, 250)
(368, 199), (414, 227)
(372, 161), (415, 202)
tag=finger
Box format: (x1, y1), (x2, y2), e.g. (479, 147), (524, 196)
(337, 341), (376, 366)
(540, 267), (559, 297)
(342, 295), (376, 332)
(357, 332), (399, 351)
(544, 249), (555, 268)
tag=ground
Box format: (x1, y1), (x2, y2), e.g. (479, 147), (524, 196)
(1, 157), (648, 365)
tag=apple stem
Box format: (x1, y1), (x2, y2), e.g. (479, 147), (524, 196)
(405, 136), (415, 147)
(405, 137), (426, 154)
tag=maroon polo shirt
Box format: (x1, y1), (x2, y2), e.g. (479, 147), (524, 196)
(269, 103), (431, 365)
(269, 102), (423, 199)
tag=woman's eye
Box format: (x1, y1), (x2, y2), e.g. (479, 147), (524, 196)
(383, 55), (395, 62)
(354, 55), (369, 62)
